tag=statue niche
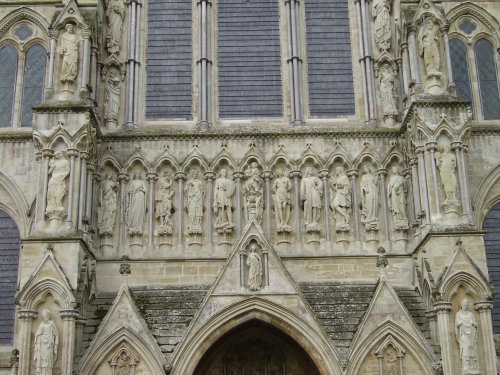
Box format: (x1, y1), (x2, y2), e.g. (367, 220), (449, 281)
(214, 168), (235, 234)
(435, 145), (460, 214)
(185, 167), (204, 235)
(102, 63), (124, 130)
(387, 165), (409, 230)
(156, 171), (175, 235)
(34, 309), (59, 375)
(418, 18), (443, 94)
(108, 347), (140, 375)
(301, 167), (322, 233)
(455, 299), (481, 375)
(126, 172), (147, 236)
(272, 168), (292, 234)
(330, 166), (351, 232)
(243, 162), (264, 223)
(45, 151), (70, 224)
(98, 172), (118, 236)
(57, 23), (80, 99)
(246, 243), (263, 291)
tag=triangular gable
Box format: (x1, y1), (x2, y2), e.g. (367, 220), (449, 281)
(177, 219), (335, 356)
(348, 277), (436, 368)
(51, 0), (88, 30)
(436, 240), (491, 300)
(17, 248), (75, 309)
(78, 284), (165, 374)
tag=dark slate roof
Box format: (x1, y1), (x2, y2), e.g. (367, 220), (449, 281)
(299, 282), (377, 356)
(81, 285), (210, 364)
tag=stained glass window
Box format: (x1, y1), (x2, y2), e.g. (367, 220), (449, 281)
(21, 44), (46, 127)
(475, 38), (500, 120)
(0, 45), (18, 127)
(449, 39), (473, 105)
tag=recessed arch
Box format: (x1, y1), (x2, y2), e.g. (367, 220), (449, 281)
(483, 201), (500, 334)
(171, 298), (342, 375)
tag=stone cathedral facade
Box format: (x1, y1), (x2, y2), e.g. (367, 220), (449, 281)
(1, 0), (500, 374)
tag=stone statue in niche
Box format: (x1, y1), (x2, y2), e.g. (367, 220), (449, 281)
(58, 23), (79, 96)
(330, 167), (351, 232)
(418, 18), (442, 94)
(384, 346), (400, 375)
(34, 309), (58, 375)
(387, 166), (409, 230)
(379, 64), (398, 126)
(155, 171), (174, 235)
(126, 172), (147, 235)
(272, 168), (292, 233)
(372, 0), (392, 51)
(185, 168), (204, 235)
(455, 299), (480, 375)
(243, 162), (263, 222)
(105, 0), (125, 55)
(360, 165), (379, 230)
(435, 145), (460, 213)
(98, 173), (117, 235)
(103, 66), (121, 129)
(300, 167), (322, 232)
(116, 351), (130, 375)
(214, 168), (235, 233)
(46, 152), (70, 216)
(246, 243), (262, 291)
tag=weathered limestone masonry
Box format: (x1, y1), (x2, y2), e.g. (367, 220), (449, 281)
(0, 0), (499, 374)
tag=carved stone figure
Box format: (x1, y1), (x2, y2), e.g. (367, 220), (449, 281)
(384, 347), (399, 375)
(436, 145), (460, 211)
(214, 169), (235, 232)
(418, 18), (442, 93)
(360, 165), (379, 229)
(272, 168), (292, 233)
(372, 0), (391, 51)
(419, 18), (441, 75)
(156, 171), (174, 234)
(243, 162), (263, 222)
(300, 167), (322, 232)
(116, 351), (130, 375)
(185, 168), (204, 234)
(104, 67), (121, 128)
(330, 167), (351, 231)
(34, 310), (58, 375)
(126, 172), (147, 235)
(379, 64), (398, 125)
(98, 173), (117, 235)
(106, 0), (125, 54)
(387, 166), (409, 229)
(46, 152), (70, 215)
(455, 299), (480, 375)
(246, 244), (262, 291)
(58, 23), (79, 94)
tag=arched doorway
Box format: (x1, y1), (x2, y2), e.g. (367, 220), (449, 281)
(483, 201), (500, 334)
(193, 320), (321, 375)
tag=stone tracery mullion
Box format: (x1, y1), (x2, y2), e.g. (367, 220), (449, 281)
(147, 173), (157, 248)
(197, 0), (212, 128)
(46, 29), (58, 97)
(41, 149), (54, 224)
(77, 151), (89, 230)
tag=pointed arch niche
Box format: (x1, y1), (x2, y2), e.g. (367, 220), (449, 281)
(193, 320), (320, 375)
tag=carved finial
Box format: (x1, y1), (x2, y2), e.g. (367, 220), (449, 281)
(334, 138), (341, 146)
(455, 239), (464, 251)
(376, 247), (388, 276)
(119, 255), (131, 277)
(46, 244), (54, 254)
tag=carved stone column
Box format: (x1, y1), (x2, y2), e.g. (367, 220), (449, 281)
(90, 46), (98, 101)
(354, 0), (369, 122)
(347, 169), (360, 242)
(117, 173), (129, 249)
(77, 152), (89, 230)
(474, 301), (497, 375)
(46, 29), (58, 98)
(85, 161), (95, 226)
(434, 302), (453, 375)
(451, 142), (471, 216)
(262, 171), (273, 237)
(239, 250), (245, 288)
(91, 171), (101, 232)
(360, 0), (376, 122)
(426, 142), (441, 215)
(290, 170), (302, 244)
(232, 171), (243, 238)
(80, 28), (92, 96)
(401, 42), (411, 97)
(263, 250), (269, 287)
(377, 169), (390, 242)
(204, 172), (215, 245)
(416, 146), (431, 224)
(175, 172), (187, 245)
(147, 173), (158, 248)
(34, 152), (42, 229)
(17, 310), (36, 375)
(319, 170), (331, 242)
(197, 0), (213, 128)
(66, 149), (79, 226)
(441, 26), (455, 93)
(409, 157), (422, 221)
(60, 309), (79, 375)
(408, 27), (421, 91)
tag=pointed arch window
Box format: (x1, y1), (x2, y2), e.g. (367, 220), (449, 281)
(20, 43), (47, 127)
(449, 38), (473, 104)
(0, 45), (19, 127)
(474, 38), (500, 120)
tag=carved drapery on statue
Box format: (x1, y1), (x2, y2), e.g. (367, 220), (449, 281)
(455, 299), (480, 375)
(104, 66), (121, 128)
(360, 165), (379, 230)
(156, 171), (174, 235)
(246, 243), (263, 291)
(330, 167), (351, 232)
(126, 172), (147, 235)
(379, 63), (398, 126)
(58, 23), (79, 97)
(214, 169), (235, 233)
(185, 168), (204, 235)
(105, 0), (125, 55)
(436, 145), (460, 213)
(387, 166), (408, 229)
(372, 0), (392, 51)
(34, 310), (59, 375)
(418, 18), (443, 94)
(243, 162), (263, 222)
(98, 173), (118, 235)
(272, 168), (292, 233)
(301, 167), (322, 232)
(46, 152), (70, 217)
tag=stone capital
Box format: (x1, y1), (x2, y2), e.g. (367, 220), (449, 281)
(376, 168), (388, 177)
(59, 309), (79, 320)
(49, 29), (58, 39)
(319, 169), (329, 179)
(261, 170), (273, 180)
(18, 309), (37, 320)
(433, 301), (452, 313)
(289, 170), (302, 179)
(67, 148), (80, 158)
(231, 171), (243, 181)
(175, 172), (187, 181)
(347, 169), (358, 179)
(450, 141), (463, 151)
(117, 172), (129, 183)
(415, 146), (425, 155)
(425, 142), (437, 152)
(42, 149), (54, 158)
(205, 171), (216, 181)
(474, 301), (493, 312)
(146, 172), (158, 182)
